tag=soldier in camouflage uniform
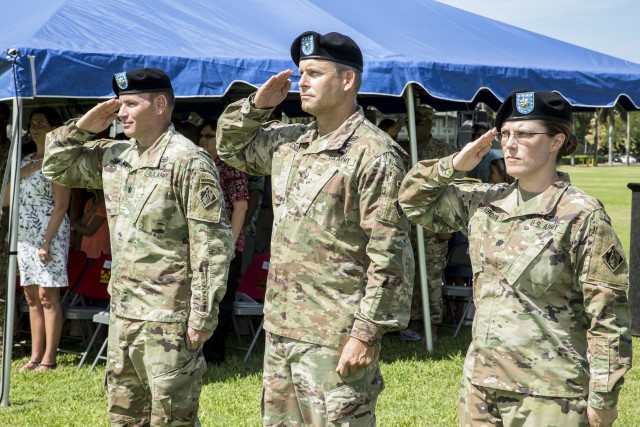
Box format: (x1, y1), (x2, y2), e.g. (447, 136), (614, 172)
(399, 90), (631, 427)
(43, 68), (233, 426)
(217, 31), (414, 426)
(398, 106), (455, 341)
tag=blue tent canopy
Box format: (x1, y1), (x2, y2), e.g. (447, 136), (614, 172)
(2, 0), (640, 111)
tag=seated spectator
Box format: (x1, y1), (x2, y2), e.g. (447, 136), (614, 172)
(73, 189), (110, 261)
(198, 118), (249, 365)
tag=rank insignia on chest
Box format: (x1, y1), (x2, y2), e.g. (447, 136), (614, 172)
(197, 185), (217, 208)
(602, 244), (624, 272)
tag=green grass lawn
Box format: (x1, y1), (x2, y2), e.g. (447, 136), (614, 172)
(2, 165), (638, 426)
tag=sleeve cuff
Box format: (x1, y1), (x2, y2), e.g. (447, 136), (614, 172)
(439, 153), (466, 180)
(187, 311), (215, 333)
(350, 319), (383, 346)
(588, 389), (620, 410)
(66, 119), (96, 142)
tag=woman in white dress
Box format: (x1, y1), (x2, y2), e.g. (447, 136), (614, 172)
(4, 107), (71, 372)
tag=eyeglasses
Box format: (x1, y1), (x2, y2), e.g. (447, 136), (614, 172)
(496, 130), (554, 143)
(29, 121), (51, 129)
(199, 133), (215, 140)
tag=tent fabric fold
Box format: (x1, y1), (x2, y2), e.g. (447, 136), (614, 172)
(1, 0), (639, 110)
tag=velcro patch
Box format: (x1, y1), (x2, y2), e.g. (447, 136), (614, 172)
(602, 244), (624, 272)
(197, 185), (217, 208)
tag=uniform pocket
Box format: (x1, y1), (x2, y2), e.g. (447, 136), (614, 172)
(151, 348), (207, 423)
(505, 236), (565, 297)
(302, 166), (346, 235)
(324, 368), (384, 423)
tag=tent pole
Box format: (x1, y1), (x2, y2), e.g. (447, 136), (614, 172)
(404, 85), (432, 353)
(1, 96), (22, 408)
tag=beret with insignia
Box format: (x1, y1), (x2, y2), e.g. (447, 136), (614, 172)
(495, 89), (572, 130)
(112, 67), (173, 96)
(291, 31), (363, 71)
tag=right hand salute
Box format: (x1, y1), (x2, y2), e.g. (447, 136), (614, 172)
(76, 98), (121, 134)
(452, 128), (496, 172)
(254, 70), (293, 109)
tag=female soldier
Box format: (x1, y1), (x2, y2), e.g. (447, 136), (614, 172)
(398, 90), (631, 427)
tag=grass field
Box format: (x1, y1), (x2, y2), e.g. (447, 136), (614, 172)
(1, 165), (638, 426)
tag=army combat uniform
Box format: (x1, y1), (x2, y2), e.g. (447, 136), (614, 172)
(217, 96), (414, 425)
(43, 122), (233, 426)
(399, 154), (632, 426)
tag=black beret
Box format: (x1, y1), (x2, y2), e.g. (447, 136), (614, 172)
(112, 67), (173, 96)
(495, 89), (572, 130)
(291, 31), (363, 72)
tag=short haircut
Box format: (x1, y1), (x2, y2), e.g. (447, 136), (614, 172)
(334, 62), (362, 93)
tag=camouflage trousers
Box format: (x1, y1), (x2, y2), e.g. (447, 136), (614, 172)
(106, 315), (207, 427)
(458, 374), (588, 427)
(262, 332), (383, 426)
(410, 233), (448, 324)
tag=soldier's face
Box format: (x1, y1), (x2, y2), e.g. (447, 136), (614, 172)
(501, 120), (558, 180)
(117, 93), (157, 140)
(297, 59), (346, 118)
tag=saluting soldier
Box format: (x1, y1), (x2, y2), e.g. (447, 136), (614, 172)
(43, 68), (233, 426)
(399, 90), (632, 427)
(217, 31), (414, 425)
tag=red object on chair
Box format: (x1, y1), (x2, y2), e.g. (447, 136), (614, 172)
(237, 252), (269, 300)
(66, 249), (89, 288)
(74, 253), (112, 301)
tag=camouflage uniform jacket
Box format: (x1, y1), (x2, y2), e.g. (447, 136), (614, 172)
(43, 122), (233, 332)
(217, 96), (414, 347)
(398, 154), (632, 410)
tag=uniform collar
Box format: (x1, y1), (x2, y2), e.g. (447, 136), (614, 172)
(130, 124), (175, 170)
(491, 172), (571, 217)
(305, 107), (364, 154)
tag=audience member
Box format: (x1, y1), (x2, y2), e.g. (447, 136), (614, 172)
(240, 175), (265, 274)
(3, 107), (70, 373)
(397, 105), (456, 343)
(377, 116), (404, 141)
(73, 189), (110, 260)
(198, 118), (249, 365)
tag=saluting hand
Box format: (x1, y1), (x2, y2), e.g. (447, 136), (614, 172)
(76, 98), (121, 134)
(452, 128), (496, 172)
(254, 70), (293, 109)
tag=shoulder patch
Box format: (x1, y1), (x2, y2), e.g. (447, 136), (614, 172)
(602, 245), (624, 272)
(197, 184), (218, 208)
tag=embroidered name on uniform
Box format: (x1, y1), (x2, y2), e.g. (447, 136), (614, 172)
(603, 245), (624, 272)
(144, 170), (169, 179)
(478, 203), (499, 221)
(197, 185), (217, 208)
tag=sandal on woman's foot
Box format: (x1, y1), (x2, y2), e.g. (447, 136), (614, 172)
(35, 363), (57, 372)
(19, 360), (41, 373)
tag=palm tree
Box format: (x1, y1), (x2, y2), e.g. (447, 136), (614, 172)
(598, 104), (626, 165)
